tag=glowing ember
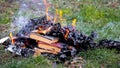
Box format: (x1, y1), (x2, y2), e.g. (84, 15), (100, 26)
(64, 29), (70, 39)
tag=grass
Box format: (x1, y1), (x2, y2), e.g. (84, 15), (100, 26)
(79, 48), (120, 68)
(0, 0), (120, 68)
(50, 0), (120, 40)
(0, 46), (64, 68)
(0, 0), (18, 24)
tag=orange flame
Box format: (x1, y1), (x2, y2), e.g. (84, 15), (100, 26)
(53, 16), (57, 23)
(43, 0), (50, 21)
(42, 26), (52, 34)
(72, 19), (77, 27)
(9, 33), (14, 45)
(38, 26), (52, 34)
(46, 7), (50, 21)
(53, 9), (59, 23)
(64, 29), (70, 39)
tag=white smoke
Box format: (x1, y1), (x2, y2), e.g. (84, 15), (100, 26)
(10, 0), (46, 33)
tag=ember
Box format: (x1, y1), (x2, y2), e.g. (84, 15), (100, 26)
(0, 16), (119, 62)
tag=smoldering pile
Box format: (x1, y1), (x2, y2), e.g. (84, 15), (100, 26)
(0, 16), (120, 62)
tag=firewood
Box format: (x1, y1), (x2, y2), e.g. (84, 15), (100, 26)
(29, 32), (59, 44)
(38, 42), (61, 53)
(33, 47), (59, 57)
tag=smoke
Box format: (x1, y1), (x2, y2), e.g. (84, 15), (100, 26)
(10, 0), (46, 33)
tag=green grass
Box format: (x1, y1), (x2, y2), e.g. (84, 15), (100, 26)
(79, 48), (120, 68)
(0, 46), (64, 68)
(0, 0), (18, 24)
(0, 56), (51, 68)
(0, 0), (120, 68)
(51, 0), (120, 40)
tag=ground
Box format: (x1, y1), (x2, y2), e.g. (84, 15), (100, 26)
(0, 0), (120, 68)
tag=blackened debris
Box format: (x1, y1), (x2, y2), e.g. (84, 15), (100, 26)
(14, 37), (38, 48)
(98, 39), (120, 50)
(21, 48), (35, 57)
(16, 16), (120, 51)
(4, 16), (119, 62)
(16, 16), (53, 37)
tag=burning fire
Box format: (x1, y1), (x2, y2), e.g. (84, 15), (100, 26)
(72, 19), (77, 27)
(59, 10), (63, 20)
(0, 0), (119, 65)
(53, 9), (64, 23)
(53, 16), (57, 23)
(64, 29), (70, 39)
(38, 26), (52, 34)
(44, 0), (50, 21)
(9, 33), (15, 45)
(43, 0), (64, 23)
(1, 15), (120, 63)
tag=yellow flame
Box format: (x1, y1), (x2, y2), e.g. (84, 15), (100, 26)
(72, 19), (77, 27)
(59, 10), (63, 20)
(9, 33), (14, 45)
(9, 33), (13, 38)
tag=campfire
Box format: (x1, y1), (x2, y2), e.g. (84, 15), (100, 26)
(0, 16), (120, 62)
(0, 0), (120, 63)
